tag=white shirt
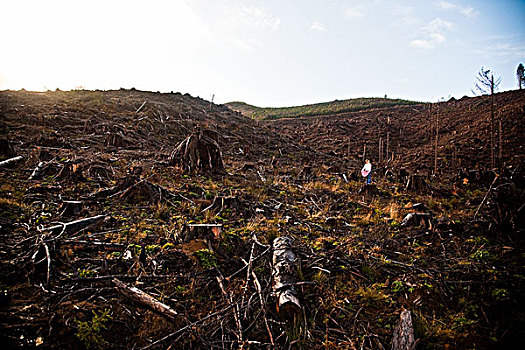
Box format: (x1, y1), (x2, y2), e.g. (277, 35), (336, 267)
(362, 163), (372, 172)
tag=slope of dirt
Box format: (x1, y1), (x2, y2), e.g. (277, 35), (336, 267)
(265, 90), (525, 174)
(0, 88), (524, 350)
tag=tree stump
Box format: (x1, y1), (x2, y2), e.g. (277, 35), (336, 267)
(169, 128), (225, 174)
(359, 184), (379, 200)
(401, 213), (432, 229)
(58, 200), (83, 218)
(405, 174), (428, 193)
(0, 138), (16, 158)
(181, 224), (222, 251)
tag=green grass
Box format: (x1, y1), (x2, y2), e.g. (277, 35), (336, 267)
(226, 97), (420, 120)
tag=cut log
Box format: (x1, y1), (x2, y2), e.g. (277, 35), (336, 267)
(169, 128), (225, 174)
(39, 214), (107, 235)
(112, 278), (177, 320)
(272, 236), (301, 319)
(0, 155), (23, 167)
(391, 309), (416, 350)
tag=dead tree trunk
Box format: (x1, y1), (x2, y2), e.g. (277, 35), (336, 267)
(112, 278), (178, 320)
(169, 128), (225, 174)
(498, 118), (502, 168)
(434, 108), (439, 175)
(391, 309), (416, 350)
(386, 131), (390, 161)
(491, 91), (495, 168)
(272, 237), (301, 320)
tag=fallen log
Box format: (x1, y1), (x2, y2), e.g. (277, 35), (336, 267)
(112, 278), (177, 320)
(391, 309), (416, 350)
(39, 214), (107, 235)
(272, 236), (301, 319)
(0, 155), (23, 167)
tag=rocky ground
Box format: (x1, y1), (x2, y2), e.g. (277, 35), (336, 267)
(0, 88), (524, 349)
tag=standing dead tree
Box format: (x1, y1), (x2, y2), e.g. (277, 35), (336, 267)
(473, 67), (501, 168)
(169, 127), (225, 174)
(517, 63), (525, 90)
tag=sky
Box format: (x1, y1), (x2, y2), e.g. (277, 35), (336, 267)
(0, 0), (524, 106)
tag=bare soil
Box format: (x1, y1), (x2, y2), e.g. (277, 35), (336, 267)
(0, 88), (524, 349)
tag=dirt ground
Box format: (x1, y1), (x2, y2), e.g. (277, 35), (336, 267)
(0, 88), (524, 349)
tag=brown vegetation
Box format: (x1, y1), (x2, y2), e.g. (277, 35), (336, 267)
(0, 88), (524, 349)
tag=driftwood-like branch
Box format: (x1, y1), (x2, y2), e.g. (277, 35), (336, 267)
(112, 278), (178, 320)
(60, 239), (125, 252)
(272, 236), (301, 319)
(391, 309), (416, 350)
(474, 174), (499, 218)
(135, 101), (147, 114)
(401, 213), (433, 229)
(0, 155), (23, 167)
(29, 161), (46, 180)
(39, 215), (107, 235)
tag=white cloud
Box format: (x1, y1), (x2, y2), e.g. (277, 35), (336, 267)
(344, 8), (365, 19)
(410, 39), (434, 50)
(437, 1), (476, 17)
(424, 18), (453, 33)
(437, 1), (455, 10)
(310, 21), (326, 32)
(410, 18), (453, 50)
(224, 4), (280, 31)
(390, 5), (420, 27)
(473, 43), (525, 61)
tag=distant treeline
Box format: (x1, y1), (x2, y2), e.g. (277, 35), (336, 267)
(226, 97), (420, 120)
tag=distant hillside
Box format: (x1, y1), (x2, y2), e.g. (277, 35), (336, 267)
(226, 97), (419, 120)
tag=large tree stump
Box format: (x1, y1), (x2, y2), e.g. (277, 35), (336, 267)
(169, 128), (225, 174)
(181, 223), (222, 251)
(0, 139), (16, 158)
(405, 174), (428, 193)
(359, 184), (379, 200)
(272, 237), (301, 320)
(391, 309), (416, 350)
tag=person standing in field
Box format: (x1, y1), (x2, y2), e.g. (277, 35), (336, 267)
(362, 159), (372, 184)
